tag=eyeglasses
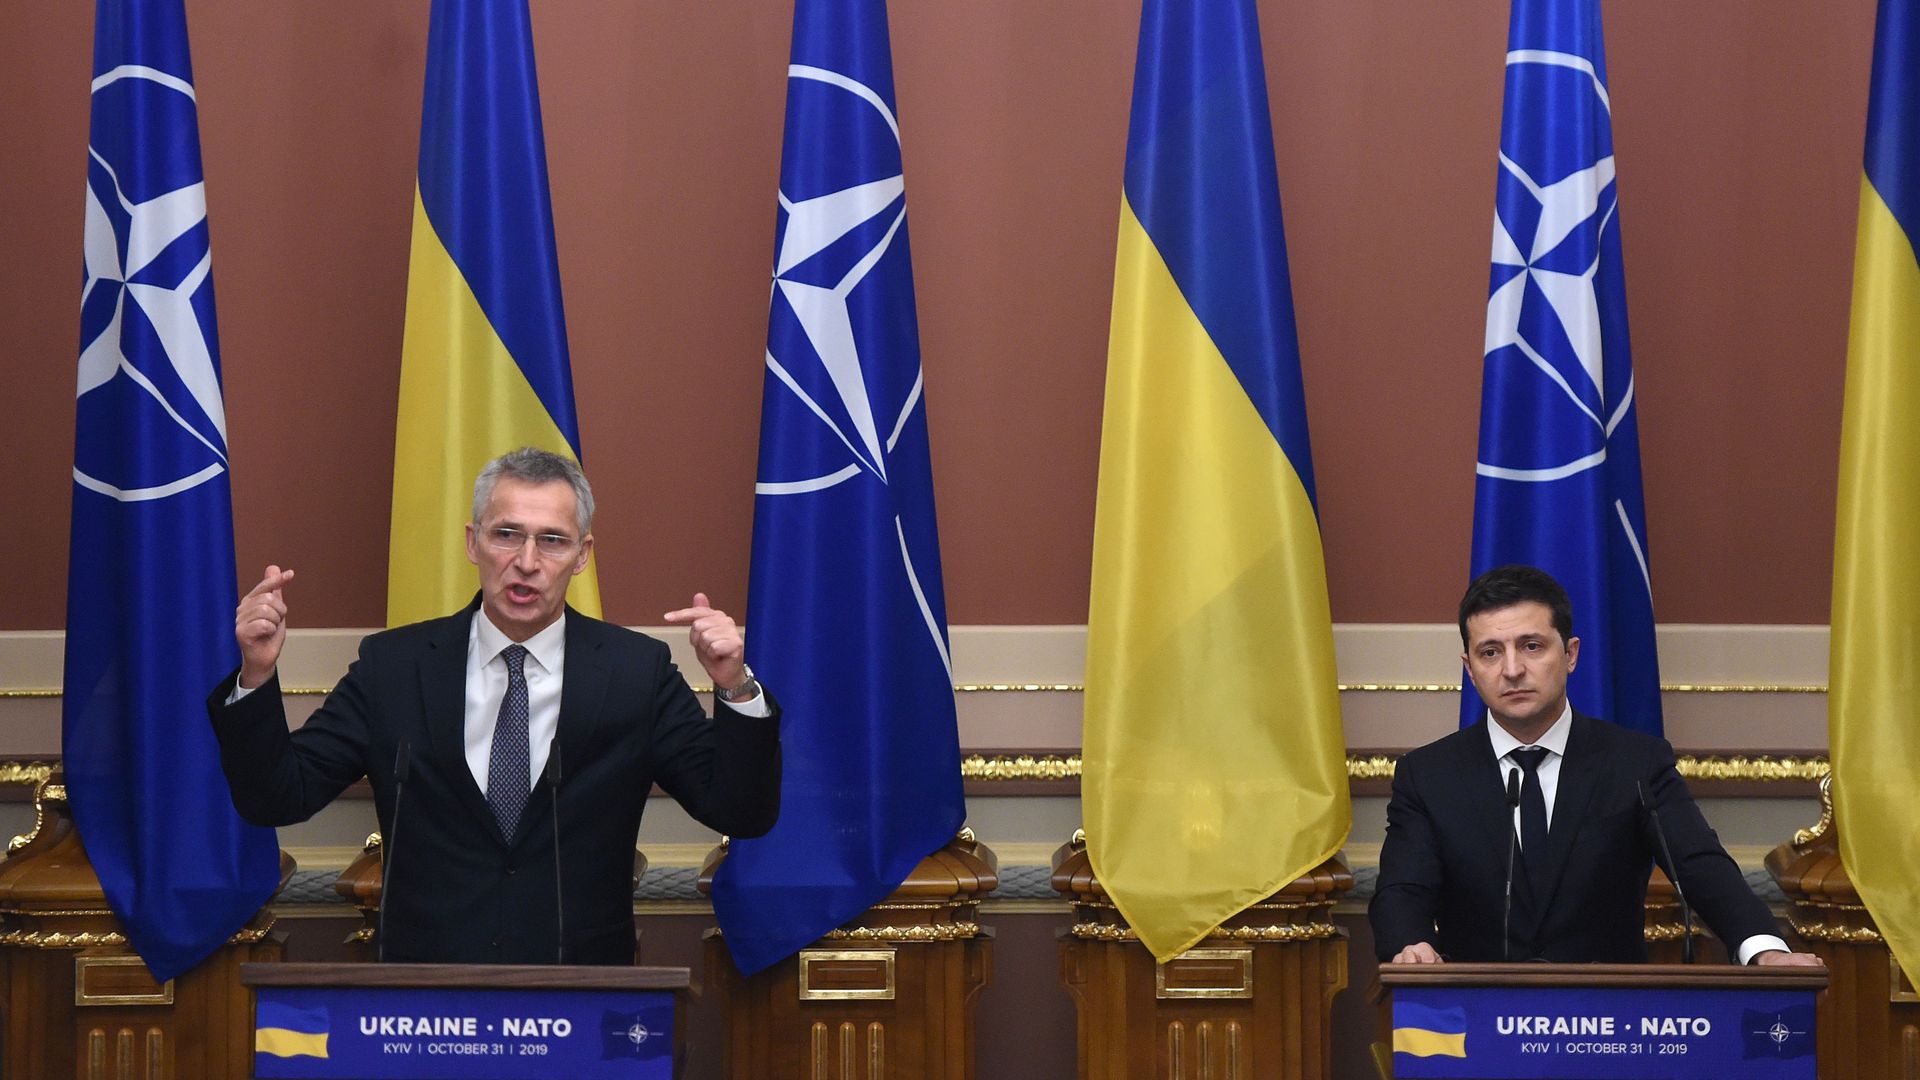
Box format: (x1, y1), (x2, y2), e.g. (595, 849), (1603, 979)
(479, 526), (580, 560)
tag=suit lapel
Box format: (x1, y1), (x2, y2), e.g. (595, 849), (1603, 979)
(1456, 722), (1518, 879)
(421, 603), (496, 834)
(1527, 713), (1604, 921)
(553, 608), (610, 790)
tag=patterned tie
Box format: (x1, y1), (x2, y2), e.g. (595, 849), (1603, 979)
(1510, 746), (1552, 894)
(486, 644), (531, 840)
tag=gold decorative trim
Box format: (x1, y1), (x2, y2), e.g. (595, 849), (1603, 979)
(1794, 775), (1834, 846)
(1071, 921), (1339, 943)
(348, 927), (375, 943)
(0, 929), (128, 949)
(963, 753), (1829, 784)
(74, 955), (173, 1007)
(820, 923), (982, 942)
(0, 761), (55, 785)
(3, 681), (1833, 699)
(228, 922), (274, 944)
(0, 908), (113, 917)
(1156, 947), (1254, 1000)
(866, 902), (959, 912)
(1643, 922), (1710, 942)
(1071, 898), (1319, 914)
(1787, 915), (1882, 944)
(962, 755), (1081, 781)
(798, 948), (896, 1001)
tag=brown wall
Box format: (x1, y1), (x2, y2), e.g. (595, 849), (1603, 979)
(0, 0), (1871, 631)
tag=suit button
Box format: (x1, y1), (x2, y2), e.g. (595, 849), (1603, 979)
(491, 938), (501, 948)
(505, 866), (516, 876)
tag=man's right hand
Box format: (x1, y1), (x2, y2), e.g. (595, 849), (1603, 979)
(1391, 942), (1443, 964)
(236, 566), (294, 689)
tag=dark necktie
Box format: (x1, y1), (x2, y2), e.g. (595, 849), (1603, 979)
(486, 644), (531, 840)
(1510, 746), (1551, 894)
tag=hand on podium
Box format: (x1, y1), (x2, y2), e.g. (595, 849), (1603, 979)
(1754, 949), (1824, 967)
(1391, 941), (1443, 964)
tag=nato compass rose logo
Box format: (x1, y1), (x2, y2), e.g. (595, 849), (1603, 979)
(75, 64), (230, 503)
(1481, 48), (1627, 488)
(758, 64), (951, 675)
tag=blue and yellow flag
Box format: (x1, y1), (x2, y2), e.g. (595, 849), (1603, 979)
(1083, 0), (1349, 960)
(1831, 0), (1920, 998)
(388, 0), (599, 624)
(66, 0), (280, 983)
(1392, 1002), (1469, 1059)
(254, 1001), (329, 1059)
(711, 0), (965, 976)
(1467, 0), (1662, 733)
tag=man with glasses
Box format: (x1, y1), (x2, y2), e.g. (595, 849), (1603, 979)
(208, 447), (780, 965)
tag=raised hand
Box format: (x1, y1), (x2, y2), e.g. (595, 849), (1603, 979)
(235, 566), (294, 689)
(663, 592), (747, 693)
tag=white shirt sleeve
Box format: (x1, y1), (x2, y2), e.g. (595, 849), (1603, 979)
(1737, 934), (1791, 964)
(721, 689), (772, 719)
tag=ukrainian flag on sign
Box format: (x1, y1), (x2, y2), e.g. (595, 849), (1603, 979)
(1083, 0), (1349, 960)
(254, 1001), (329, 1059)
(1831, 0), (1920, 998)
(388, 0), (600, 625)
(1393, 1002), (1468, 1059)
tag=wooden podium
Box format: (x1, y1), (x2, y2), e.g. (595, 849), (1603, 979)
(1372, 963), (1827, 1079)
(0, 769), (289, 1079)
(696, 831), (997, 1079)
(1051, 832), (1353, 1079)
(1768, 775), (1919, 1079)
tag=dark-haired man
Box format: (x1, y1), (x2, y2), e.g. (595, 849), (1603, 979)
(1370, 564), (1819, 966)
(209, 447), (781, 965)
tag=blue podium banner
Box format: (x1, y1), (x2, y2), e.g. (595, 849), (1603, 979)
(253, 985), (672, 1079)
(1393, 985), (1815, 1079)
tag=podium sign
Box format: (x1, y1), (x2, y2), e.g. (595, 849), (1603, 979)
(242, 963), (685, 1080)
(1379, 964), (1824, 1080)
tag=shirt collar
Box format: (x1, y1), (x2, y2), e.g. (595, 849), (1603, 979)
(1486, 701), (1573, 761)
(470, 608), (566, 675)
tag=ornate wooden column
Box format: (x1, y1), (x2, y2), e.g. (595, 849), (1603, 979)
(697, 831), (997, 1079)
(1768, 776), (1919, 1079)
(1052, 831), (1352, 1080)
(0, 770), (289, 1079)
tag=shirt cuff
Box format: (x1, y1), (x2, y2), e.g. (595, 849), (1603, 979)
(225, 675), (268, 706)
(1738, 934), (1790, 964)
(723, 689), (772, 719)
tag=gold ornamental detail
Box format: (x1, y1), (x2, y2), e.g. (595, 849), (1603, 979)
(962, 753), (1828, 784)
(1070, 921), (1339, 943)
(0, 908), (113, 917)
(1643, 922), (1709, 942)
(0, 761), (55, 785)
(1793, 776), (1834, 847)
(0, 929), (128, 949)
(820, 923), (982, 943)
(1786, 915), (1882, 944)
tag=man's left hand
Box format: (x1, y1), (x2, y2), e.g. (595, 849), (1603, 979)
(664, 592), (748, 693)
(1754, 950), (1825, 967)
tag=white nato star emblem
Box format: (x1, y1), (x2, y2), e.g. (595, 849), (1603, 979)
(75, 64), (229, 502)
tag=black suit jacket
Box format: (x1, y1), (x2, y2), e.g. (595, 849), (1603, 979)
(207, 602), (781, 965)
(1369, 713), (1776, 963)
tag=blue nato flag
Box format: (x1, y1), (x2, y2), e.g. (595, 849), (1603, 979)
(1466, 0), (1663, 734)
(65, 0), (280, 982)
(709, 0), (965, 975)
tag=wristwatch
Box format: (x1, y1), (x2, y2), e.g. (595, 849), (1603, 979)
(716, 665), (760, 703)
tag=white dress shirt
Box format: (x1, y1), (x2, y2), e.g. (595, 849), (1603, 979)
(467, 609), (567, 796)
(1484, 704), (1788, 964)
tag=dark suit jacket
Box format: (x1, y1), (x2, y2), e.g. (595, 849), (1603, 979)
(1369, 713), (1776, 963)
(207, 602), (781, 965)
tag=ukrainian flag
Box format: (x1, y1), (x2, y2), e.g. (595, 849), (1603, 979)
(1082, 0), (1349, 960)
(1392, 1002), (1468, 1059)
(388, 0), (600, 625)
(1831, 0), (1920, 996)
(254, 1001), (329, 1059)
